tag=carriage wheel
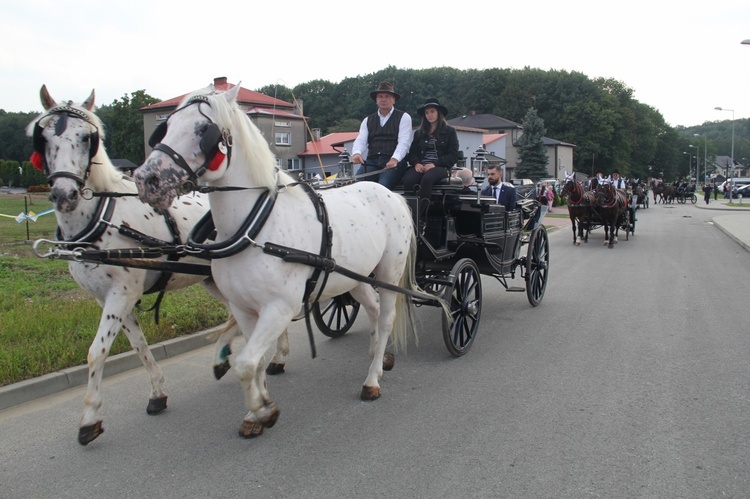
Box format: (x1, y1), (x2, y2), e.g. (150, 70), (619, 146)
(441, 258), (482, 357)
(525, 226), (549, 307)
(678, 195), (686, 204)
(312, 293), (360, 338)
(691, 194), (697, 204)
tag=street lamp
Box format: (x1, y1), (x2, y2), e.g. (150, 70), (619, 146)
(714, 106), (735, 196)
(683, 151), (693, 180)
(689, 144), (699, 183)
(693, 133), (707, 184)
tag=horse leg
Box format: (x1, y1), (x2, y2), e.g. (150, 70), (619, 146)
(349, 282), (387, 367)
(362, 289), (399, 401)
(201, 282), (241, 379)
(79, 301), (161, 446)
(266, 328), (289, 375)
(212, 324), (237, 380)
(232, 308), (289, 439)
(571, 219), (580, 245)
(608, 223), (615, 249)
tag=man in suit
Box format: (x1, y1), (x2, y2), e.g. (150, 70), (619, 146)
(481, 164), (517, 211)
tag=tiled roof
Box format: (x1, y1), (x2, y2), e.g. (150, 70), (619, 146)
(483, 133), (508, 145)
(245, 107), (305, 119)
(140, 77), (293, 111)
(298, 132), (359, 156)
(448, 114), (521, 129)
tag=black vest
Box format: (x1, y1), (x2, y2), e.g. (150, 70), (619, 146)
(366, 109), (404, 158)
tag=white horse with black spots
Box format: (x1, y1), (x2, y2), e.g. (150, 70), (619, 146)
(26, 86), (280, 445)
(133, 84), (440, 439)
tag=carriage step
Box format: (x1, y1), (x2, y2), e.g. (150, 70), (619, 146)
(506, 286), (525, 292)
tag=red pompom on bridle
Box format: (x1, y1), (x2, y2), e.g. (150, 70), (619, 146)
(30, 151), (44, 171)
(208, 151), (226, 171)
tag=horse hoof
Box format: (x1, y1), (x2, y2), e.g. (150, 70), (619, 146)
(265, 362), (285, 375)
(239, 420), (264, 438)
(382, 352), (395, 371)
(78, 421), (104, 445)
(262, 403), (280, 428)
(361, 385), (381, 401)
(146, 395), (168, 414)
(214, 360), (231, 380)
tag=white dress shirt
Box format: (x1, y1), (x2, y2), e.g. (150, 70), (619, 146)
(351, 108), (413, 162)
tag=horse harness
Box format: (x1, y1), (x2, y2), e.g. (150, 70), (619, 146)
(30, 105), (101, 185)
(31, 107), (194, 321)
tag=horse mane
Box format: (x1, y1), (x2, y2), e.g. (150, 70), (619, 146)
(27, 103), (136, 195)
(178, 87), (299, 195)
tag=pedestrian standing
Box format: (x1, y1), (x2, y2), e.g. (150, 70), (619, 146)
(703, 183), (712, 205)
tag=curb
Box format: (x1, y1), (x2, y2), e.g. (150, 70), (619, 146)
(0, 326), (223, 412)
(712, 217), (750, 254)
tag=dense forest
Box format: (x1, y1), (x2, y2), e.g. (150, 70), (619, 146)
(1, 66), (748, 187)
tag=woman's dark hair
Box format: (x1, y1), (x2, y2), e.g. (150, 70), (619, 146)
(416, 111), (448, 139)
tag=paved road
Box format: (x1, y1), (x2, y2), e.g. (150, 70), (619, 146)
(2, 200), (750, 498)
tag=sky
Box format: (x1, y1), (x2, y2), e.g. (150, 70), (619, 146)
(1, 0), (748, 128)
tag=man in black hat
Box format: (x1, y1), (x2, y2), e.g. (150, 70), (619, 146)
(610, 169), (626, 190)
(351, 81), (413, 189)
(588, 169), (604, 190)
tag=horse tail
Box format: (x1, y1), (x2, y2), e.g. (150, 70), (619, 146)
(389, 200), (452, 353)
(389, 230), (419, 353)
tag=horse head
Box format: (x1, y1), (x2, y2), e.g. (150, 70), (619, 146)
(135, 84), (284, 211)
(27, 85), (103, 213)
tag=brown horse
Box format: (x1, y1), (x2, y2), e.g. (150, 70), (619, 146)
(561, 174), (595, 245)
(595, 181), (628, 249)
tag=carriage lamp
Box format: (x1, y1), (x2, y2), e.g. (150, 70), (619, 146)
(472, 146), (489, 177)
(337, 150), (353, 179)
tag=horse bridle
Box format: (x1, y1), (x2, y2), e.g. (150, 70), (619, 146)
(148, 95), (232, 189)
(31, 106), (101, 188)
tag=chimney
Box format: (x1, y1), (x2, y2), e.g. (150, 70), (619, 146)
(213, 76), (228, 91)
(469, 110), (476, 116)
(293, 98), (304, 117)
(312, 128), (321, 141)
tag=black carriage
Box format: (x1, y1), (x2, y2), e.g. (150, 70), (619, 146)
(315, 175), (548, 357)
(675, 184), (697, 204)
(405, 180), (548, 356)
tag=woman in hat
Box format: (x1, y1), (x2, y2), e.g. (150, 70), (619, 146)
(403, 98), (459, 224)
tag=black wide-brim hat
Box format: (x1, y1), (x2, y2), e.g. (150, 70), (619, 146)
(417, 98), (448, 117)
(611, 169), (620, 175)
(369, 81), (401, 101)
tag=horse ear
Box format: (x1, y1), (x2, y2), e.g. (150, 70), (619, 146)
(40, 85), (56, 111)
(224, 83), (241, 104)
(82, 89), (95, 111)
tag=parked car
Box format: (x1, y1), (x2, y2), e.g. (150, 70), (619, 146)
(511, 178), (536, 199)
(734, 184), (750, 198)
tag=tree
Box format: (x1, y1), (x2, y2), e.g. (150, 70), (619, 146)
(0, 110), (38, 163)
(515, 108), (549, 181)
(97, 90), (159, 164)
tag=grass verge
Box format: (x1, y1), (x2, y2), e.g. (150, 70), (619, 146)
(0, 243), (228, 387)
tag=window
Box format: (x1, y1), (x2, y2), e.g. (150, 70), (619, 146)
(275, 132), (291, 146)
(275, 121), (291, 128)
(287, 159), (301, 170)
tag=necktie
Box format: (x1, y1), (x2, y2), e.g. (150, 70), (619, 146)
(492, 186), (498, 202)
